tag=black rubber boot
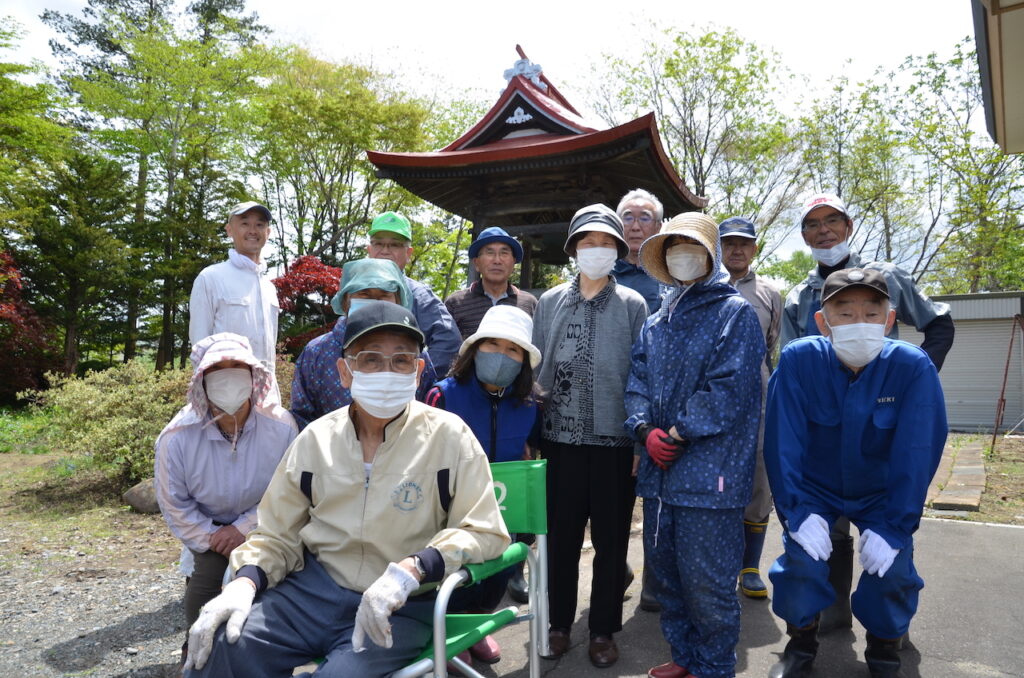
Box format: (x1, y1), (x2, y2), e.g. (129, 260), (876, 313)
(768, 620), (819, 678)
(739, 519), (769, 599)
(639, 560), (661, 612)
(865, 633), (905, 677)
(506, 560), (528, 604)
(818, 535), (854, 634)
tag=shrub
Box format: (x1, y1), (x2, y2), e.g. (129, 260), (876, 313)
(23, 361), (191, 485)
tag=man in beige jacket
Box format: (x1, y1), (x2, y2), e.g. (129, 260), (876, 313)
(183, 301), (510, 678)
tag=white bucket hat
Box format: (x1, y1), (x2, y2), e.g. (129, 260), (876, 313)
(459, 306), (542, 368)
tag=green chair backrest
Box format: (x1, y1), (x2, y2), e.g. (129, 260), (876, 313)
(489, 459), (547, 535)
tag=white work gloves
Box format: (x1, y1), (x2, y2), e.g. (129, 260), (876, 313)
(788, 513), (832, 561)
(352, 562), (420, 652)
(859, 529), (900, 577)
(184, 577), (256, 670)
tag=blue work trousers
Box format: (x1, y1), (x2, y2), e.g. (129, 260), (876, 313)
(769, 526), (924, 639)
(645, 502), (744, 678)
(184, 554), (434, 678)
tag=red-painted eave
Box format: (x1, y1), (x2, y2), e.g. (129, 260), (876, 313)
(368, 113), (708, 209)
(440, 74), (597, 152)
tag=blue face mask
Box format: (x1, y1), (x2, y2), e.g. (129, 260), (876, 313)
(346, 298), (373, 316)
(474, 350), (523, 389)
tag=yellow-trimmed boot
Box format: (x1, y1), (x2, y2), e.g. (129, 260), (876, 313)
(739, 520), (769, 599)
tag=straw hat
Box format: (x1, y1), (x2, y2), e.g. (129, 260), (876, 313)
(638, 212), (719, 285)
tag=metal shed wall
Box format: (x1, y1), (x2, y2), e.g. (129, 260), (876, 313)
(900, 293), (1024, 432)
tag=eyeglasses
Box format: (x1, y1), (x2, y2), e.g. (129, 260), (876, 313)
(345, 351), (419, 374)
(801, 214), (847, 232)
(370, 239), (409, 251)
(621, 213), (655, 226)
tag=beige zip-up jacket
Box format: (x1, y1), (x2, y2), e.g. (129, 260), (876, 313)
(230, 401), (510, 592)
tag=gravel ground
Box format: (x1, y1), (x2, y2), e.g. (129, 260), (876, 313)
(0, 519), (188, 678)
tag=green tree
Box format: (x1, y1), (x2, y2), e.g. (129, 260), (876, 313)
(590, 25), (805, 256)
(6, 150), (133, 374)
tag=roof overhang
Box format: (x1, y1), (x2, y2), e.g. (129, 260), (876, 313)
(974, 0), (1024, 153)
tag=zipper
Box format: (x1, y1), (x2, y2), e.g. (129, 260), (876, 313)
(489, 396), (498, 462)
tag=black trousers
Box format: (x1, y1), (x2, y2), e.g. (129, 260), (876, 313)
(184, 548), (229, 630)
(542, 441), (635, 636)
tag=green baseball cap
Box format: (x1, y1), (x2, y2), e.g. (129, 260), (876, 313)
(368, 211), (412, 241)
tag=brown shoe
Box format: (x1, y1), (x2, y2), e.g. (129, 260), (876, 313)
(648, 661), (691, 678)
(543, 628), (570, 659)
(588, 634), (619, 668)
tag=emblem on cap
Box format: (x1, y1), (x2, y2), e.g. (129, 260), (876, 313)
(848, 270), (865, 281)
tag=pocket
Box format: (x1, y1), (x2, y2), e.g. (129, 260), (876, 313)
(863, 406), (897, 459)
(222, 296), (252, 328)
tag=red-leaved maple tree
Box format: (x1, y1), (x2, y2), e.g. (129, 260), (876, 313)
(0, 251), (58, 403)
(272, 255), (343, 354)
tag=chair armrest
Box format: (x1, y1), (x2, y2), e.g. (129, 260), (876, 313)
(461, 542), (529, 585)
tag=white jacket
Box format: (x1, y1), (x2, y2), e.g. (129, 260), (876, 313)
(189, 249), (280, 368)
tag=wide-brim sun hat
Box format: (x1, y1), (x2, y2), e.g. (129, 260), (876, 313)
(639, 212), (719, 285)
(459, 305), (541, 368)
(562, 203), (629, 260)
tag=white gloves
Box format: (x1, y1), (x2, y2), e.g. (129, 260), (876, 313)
(352, 562), (420, 652)
(789, 514), (832, 561)
(184, 577), (256, 670)
(859, 529), (899, 577)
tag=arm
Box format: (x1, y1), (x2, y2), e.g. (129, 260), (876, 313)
(673, 305), (765, 440)
(623, 320), (653, 437)
(779, 287), (801, 349)
(419, 427), (511, 581)
(876, 358), (948, 549)
(154, 431), (216, 553)
(189, 273), (215, 347)
(766, 286), (783, 370)
(229, 439), (311, 591)
(409, 281), (461, 377)
(884, 265), (954, 370)
(919, 314), (955, 372)
(763, 348), (812, 532)
(415, 350), (439, 401)
(288, 347), (317, 431)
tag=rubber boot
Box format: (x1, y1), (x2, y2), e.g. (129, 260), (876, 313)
(639, 558), (661, 612)
(739, 520), (769, 599)
(768, 619), (819, 678)
(865, 633), (905, 677)
(506, 560), (528, 604)
(818, 534), (854, 634)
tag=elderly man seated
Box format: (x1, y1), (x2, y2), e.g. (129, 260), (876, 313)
(184, 301), (511, 678)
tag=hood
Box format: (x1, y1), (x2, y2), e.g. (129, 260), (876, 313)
(187, 332), (273, 417)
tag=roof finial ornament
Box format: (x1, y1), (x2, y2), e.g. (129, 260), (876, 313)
(503, 58), (547, 91)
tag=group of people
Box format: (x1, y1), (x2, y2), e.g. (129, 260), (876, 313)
(153, 187), (953, 678)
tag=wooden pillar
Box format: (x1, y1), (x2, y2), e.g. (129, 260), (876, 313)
(519, 238), (533, 290)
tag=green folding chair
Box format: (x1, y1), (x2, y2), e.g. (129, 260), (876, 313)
(393, 458), (549, 678)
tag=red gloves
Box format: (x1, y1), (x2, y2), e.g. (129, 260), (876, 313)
(643, 426), (686, 470)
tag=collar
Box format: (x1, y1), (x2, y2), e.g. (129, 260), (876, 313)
(732, 269), (756, 285)
(613, 258), (643, 275)
(203, 407), (256, 442)
(228, 248), (267, 274)
(566, 274), (615, 309)
(348, 401), (411, 442)
(472, 280), (516, 299)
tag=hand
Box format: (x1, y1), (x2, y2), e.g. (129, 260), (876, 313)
(184, 577), (256, 670)
(859, 529), (899, 577)
(643, 426), (686, 470)
(209, 525), (245, 557)
(352, 562), (420, 652)
(788, 514), (832, 561)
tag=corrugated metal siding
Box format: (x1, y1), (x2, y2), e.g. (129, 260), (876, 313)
(938, 295), (1023, 321)
(901, 318), (1024, 432)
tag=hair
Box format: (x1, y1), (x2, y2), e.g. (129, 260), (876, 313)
(449, 339), (537, 404)
(617, 188), (664, 222)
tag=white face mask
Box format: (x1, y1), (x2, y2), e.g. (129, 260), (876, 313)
(810, 240), (850, 267)
(827, 321), (886, 368)
(665, 244), (709, 282)
(575, 246), (618, 280)
(204, 368), (253, 415)
(349, 370), (418, 419)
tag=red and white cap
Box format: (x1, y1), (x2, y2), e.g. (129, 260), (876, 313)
(797, 193), (849, 226)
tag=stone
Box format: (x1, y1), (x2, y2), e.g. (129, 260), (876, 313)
(122, 478), (160, 514)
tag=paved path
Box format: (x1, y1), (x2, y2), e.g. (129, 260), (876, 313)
(469, 517), (1024, 678)
(927, 440), (987, 512)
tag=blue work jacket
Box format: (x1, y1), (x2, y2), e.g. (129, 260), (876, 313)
(426, 376), (538, 463)
(764, 336), (947, 549)
(625, 274), (765, 509)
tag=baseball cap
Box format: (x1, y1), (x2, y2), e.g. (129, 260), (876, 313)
(228, 201), (272, 222)
(718, 216), (757, 239)
(343, 300), (424, 351)
(821, 268), (890, 304)
(368, 211), (413, 242)
(468, 226), (524, 262)
(798, 193), (849, 227)
(563, 204), (629, 259)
